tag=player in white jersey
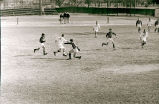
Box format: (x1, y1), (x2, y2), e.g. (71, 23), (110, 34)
(93, 21), (100, 38)
(154, 19), (159, 33)
(54, 34), (68, 56)
(140, 29), (148, 48)
(147, 17), (152, 32)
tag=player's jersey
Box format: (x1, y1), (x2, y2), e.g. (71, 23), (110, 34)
(94, 24), (100, 32)
(65, 42), (77, 49)
(56, 37), (67, 48)
(39, 36), (46, 43)
(136, 20), (142, 26)
(140, 32), (148, 41)
(106, 32), (116, 38)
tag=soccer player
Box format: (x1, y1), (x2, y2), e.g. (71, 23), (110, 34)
(136, 18), (142, 33)
(54, 34), (68, 56)
(93, 21), (100, 38)
(154, 19), (159, 33)
(34, 33), (47, 55)
(147, 17), (152, 32)
(59, 13), (64, 24)
(140, 29), (148, 48)
(64, 39), (81, 60)
(102, 28), (117, 49)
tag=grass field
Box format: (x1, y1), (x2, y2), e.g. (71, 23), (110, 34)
(1, 14), (159, 104)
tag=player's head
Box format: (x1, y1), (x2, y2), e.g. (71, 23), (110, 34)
(42, 33), (45, 37)
(70, 39), (73, 42)
(109, 28), (112, 32)
(61, 34), (64, 37)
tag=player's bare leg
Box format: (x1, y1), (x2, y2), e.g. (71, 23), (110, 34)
(102, 42), (108, 47)
(42, 47), (47, 55)
(95, 31), (97, 38)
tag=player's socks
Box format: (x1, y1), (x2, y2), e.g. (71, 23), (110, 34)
(75, 56), (81, 59)
(34, 48), (40, 53)
(113, 44), (115, 49)
(54, 52), (56, 56)
(67, 53), (71, 59)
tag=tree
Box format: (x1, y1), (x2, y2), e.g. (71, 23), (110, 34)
(85, 0), (92, 7)
(56, 0), (65, 7)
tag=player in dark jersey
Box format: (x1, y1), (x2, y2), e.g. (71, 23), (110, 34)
(102, 28), (117, 49)
(136, 18), (142, 33)
(154, 19), (159, 33)
(59, 13), (64, 24)
(34, 33), (47, 55)
(64, 39), (81, 60)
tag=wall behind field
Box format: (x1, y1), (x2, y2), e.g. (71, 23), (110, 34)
(56, 7), (155, 16)
(0, 7), (155, 16)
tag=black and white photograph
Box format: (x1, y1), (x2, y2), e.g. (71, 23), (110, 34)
(1, 0), (159, 104)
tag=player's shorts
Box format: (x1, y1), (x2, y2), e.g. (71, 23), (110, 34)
(41, 43), (45, 48)
(58, 44), (65, 49)
(137, 24), (142, 28)
(69, 48), (79, 53)
(107, 38), (114, 43)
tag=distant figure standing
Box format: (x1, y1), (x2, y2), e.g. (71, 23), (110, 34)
(34, 33), (47, 55)
(140, 29), (148, 48)
(63, 12), (67, 24)
(147, 17), (152, 32)
(102, 28), (117, 49)
(93, 21), (100, 38)
(154, 19), (159, 33)
(67, 12), (70, 23)
(41, 6), (45, 15)
(59, 13), (64, 24)
(136, 18), (142, 33)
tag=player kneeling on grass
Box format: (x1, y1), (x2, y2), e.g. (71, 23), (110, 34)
(93, 21), (100, 38)
(64, 39), (81, 60)
(140, 29), (148, 48)
(54, 34), (68, 56)
(34, 33), (47, 55)
(102, 28), (117, 49)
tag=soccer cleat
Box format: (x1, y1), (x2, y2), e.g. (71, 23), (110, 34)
(63, 54), (67, 57)
(79, 56), (81, 59)
(44, 53), (48, 55)
(67, 58), (71, 60)
(34, 49), (36, 53)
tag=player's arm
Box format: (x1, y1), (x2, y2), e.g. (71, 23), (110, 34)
(64, 42), (71, 45)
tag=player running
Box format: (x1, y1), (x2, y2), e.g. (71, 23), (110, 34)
(154, 19), (159, 33)
(93, 21), (100, 38)
(147, 17), (152, 32)
(54, 34), (68, 56)
(140, 29), (148, 48)
(136, 18), (142, 33)
(102, 28), (117, 49)
(64, 39), (81, 60)
(34, 33), (47, 55)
